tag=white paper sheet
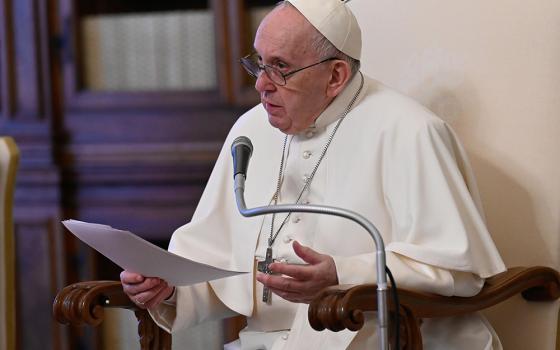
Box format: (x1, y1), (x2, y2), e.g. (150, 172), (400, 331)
(62, 220), (248, 286)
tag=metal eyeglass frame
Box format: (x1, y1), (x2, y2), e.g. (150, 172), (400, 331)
(239, 53), (338, 86)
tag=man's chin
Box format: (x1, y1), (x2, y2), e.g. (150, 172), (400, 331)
(267, 115), (289, 132)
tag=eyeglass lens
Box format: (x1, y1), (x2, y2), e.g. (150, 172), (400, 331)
(241, 56), (286, 85)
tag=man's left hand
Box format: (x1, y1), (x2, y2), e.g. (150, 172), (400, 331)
(256, 240), (338, 303)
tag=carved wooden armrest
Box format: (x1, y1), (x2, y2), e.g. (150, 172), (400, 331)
(53, 281), (171, 350)
(308, 266), (560, 350)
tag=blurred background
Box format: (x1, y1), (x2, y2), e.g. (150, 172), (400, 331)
(0, 0), (558, 349)
(0, 0), (272, 349)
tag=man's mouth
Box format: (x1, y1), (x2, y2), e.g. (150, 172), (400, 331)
(262, 100), (282, 112)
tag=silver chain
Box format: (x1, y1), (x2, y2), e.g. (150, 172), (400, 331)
(268, 72), (364, 247)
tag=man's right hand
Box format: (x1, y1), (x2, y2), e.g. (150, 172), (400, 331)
(120, 270), (175, 309)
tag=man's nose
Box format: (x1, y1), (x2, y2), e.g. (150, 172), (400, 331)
(255, 70), (275, 93)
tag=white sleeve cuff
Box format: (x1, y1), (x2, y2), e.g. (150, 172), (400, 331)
(149, 282), (237, 333)
(333, 251), (483, 297)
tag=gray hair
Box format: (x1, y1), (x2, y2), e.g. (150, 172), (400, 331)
(275, 1), (361, 77)
(310, 29), (361, 77)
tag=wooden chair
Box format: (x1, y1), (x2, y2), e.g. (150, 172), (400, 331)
(53, 266), (559, 349)
(53, 281), (171, 350)
(309, 266), (560, 349)
(0, 137), (20, 350)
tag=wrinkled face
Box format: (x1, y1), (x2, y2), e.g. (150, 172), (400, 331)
(254, 6), (334, 134)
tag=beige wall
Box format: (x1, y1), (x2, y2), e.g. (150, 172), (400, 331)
(349, 1), (560, 349)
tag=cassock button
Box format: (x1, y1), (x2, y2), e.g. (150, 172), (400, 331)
(305, 131), (314, 138)
(303, 151), (312, 159)
(283, 235), (293, 244)
(302, 174), (310, 183)
(281, 333), (289, 340)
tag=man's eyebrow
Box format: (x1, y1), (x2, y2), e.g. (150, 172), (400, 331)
(256, 53), (292, 64)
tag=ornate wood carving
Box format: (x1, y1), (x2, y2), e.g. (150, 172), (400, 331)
(308, 266), (560, 349)
(54, 281), (172, 350)
(134, 309), (172, 350)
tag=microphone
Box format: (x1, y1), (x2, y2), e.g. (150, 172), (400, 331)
(230, 137), (390, 350)
(231, 136), (253, 179)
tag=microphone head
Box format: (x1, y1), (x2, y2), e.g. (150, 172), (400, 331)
(231, 136), (253, 178)
(231, 136), (253, 156)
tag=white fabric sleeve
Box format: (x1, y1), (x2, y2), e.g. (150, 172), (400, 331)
(333, 251), (484, 297)
(162, 286), (177, 305)
(380, 118), (504, 278)
(149, 282), (238, 333)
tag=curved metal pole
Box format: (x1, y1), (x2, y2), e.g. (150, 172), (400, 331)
(234, 174), (389, 350)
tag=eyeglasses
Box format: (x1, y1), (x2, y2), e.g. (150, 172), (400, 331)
(239, 53), (338, 86)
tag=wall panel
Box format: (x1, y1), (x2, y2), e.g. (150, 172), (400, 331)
(350, 1), (560, 348)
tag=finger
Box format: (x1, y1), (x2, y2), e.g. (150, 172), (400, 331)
(134, 296), (148, 309)
(267, 286), (303, 303)
(123, 277), (162, 296)
(268, 262), (313, 280)
(267, 286), (317, 304)
(123, 277), (155, 295)
(257, 272), (306, 293)
(120, 270), (145, 284)
(145, 285), (174, 309)
(134, 282), (167, 308)
(292, 241), (324, 265)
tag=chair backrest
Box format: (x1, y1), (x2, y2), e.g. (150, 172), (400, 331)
(0, 136), (19, 350)
(350, 1), (560, 348)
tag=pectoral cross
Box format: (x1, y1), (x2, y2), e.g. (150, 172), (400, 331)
(257, 247), (274, 303)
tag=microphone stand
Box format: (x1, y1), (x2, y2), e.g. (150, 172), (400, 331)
(233, 173), (390, 350)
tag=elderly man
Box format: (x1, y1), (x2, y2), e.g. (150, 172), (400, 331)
(120, 0), (505, 349)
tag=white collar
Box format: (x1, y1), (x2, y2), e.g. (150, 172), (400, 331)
(302, 72), (366, 134)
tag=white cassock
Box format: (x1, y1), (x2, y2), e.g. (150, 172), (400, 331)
(149, 73), (506, 350)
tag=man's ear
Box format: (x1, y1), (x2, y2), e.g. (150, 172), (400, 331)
(326, 60), (352, 98)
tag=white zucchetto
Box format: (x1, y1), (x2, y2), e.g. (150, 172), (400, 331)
(287, 0), (362, 60)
